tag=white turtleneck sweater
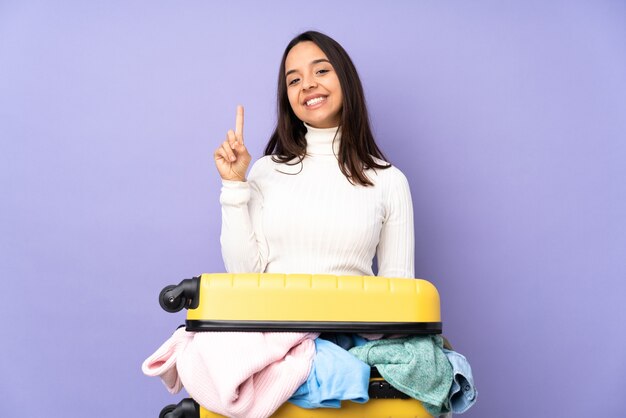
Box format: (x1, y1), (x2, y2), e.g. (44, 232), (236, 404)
(219, 124), (414, 278)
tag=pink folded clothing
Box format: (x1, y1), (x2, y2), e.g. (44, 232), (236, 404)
(142, 329), (318, 418)
(141, 327), (193, 393)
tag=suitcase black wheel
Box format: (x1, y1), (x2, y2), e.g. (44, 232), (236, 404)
(159, 285), (187, 313)
(158, 277), (201, 313)
(159, 398), (199, 418)
(159, 404), (177, 418)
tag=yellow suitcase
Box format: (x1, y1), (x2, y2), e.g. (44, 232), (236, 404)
(159, 273), (441, 334)
(157, 273), (442, 418)
(160, 394), (433, 418)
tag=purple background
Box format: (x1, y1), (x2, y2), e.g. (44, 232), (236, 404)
(1, 1), (625, 416)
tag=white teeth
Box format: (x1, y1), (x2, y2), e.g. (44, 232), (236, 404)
(306, 97), (326, 106)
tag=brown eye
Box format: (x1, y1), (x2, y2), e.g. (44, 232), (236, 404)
(288, 78), (300, 86)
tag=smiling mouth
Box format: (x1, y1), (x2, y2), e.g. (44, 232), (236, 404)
(305, 96), (327, 107)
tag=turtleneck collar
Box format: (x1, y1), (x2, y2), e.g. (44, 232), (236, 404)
(304, 122), (341, 157)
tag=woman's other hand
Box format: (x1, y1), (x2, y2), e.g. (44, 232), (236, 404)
(214, 105), (252, 181)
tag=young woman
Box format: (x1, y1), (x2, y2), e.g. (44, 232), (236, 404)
(214, 31), (414, 279)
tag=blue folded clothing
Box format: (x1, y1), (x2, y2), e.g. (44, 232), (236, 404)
(289, 338), (370, 408)
(442, 348), (477, 413)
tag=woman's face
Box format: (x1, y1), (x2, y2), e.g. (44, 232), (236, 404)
(285, 41), (343, 129)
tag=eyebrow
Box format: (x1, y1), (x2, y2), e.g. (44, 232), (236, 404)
(285, 59), (331, 77)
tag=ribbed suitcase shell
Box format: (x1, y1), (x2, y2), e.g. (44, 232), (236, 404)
(185, 273), (441, 334)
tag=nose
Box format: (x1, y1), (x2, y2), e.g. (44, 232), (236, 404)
(302, 74), (317, 90)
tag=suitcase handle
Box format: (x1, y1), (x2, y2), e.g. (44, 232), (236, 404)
(159, 276), (201, 313)
(368, 379), (410, 399)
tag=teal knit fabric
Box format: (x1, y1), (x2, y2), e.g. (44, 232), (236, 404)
(349, 336), (453, 416)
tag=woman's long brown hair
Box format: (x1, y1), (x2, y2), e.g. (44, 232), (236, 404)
(264, 31), (390, 186)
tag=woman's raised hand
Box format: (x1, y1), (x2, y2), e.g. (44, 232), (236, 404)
(214, 105), (252, 182)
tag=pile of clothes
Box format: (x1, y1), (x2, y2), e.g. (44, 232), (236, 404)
(142, 328), (476, 418)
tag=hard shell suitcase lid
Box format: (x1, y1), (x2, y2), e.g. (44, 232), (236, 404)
(160, 273), (442, 334)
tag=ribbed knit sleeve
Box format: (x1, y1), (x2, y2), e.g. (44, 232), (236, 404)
(376, 168), (415, 278)
(219, 158), (269, 273)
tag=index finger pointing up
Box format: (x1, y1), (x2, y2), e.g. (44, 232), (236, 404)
(235, 105), (244, 143)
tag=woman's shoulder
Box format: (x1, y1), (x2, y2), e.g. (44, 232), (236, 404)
(250, 154), (303, 178)
(369, 162), (412, 205)
(249, 154), (301, 180)
(369, 157), (410, 186)
(248, 155), (276, 176)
